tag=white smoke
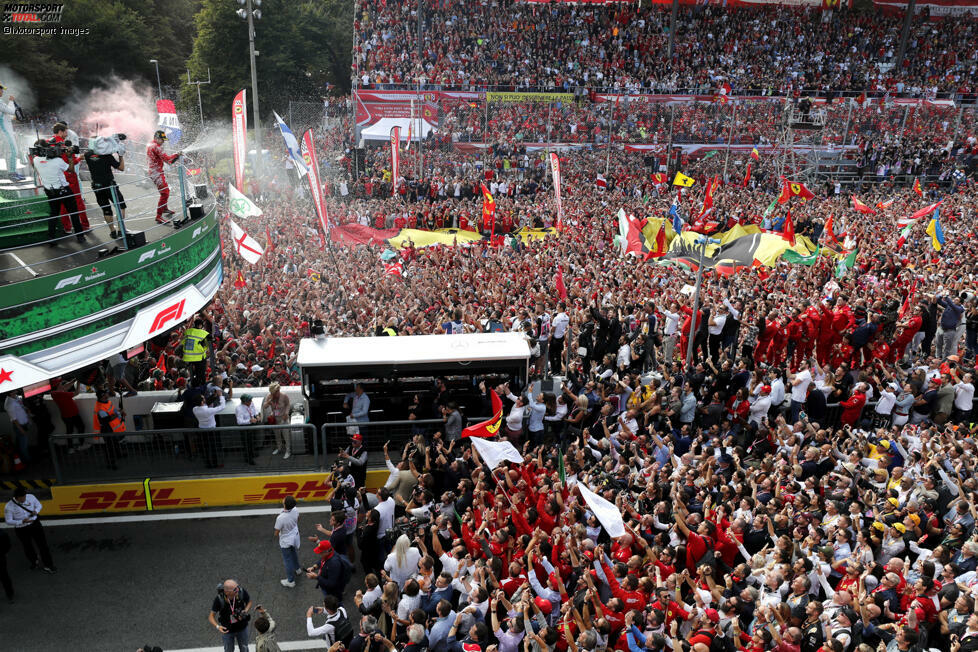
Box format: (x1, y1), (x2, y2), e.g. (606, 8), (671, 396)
(0, 66), (36, 112)
(58, 77), (158, 143)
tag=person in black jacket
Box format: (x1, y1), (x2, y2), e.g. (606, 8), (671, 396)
(358, 509), (382, 576)
(0, 529), (12, 603)
(306, 540), (348, 600)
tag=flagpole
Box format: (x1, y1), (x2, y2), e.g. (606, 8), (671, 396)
(722, 101), (737, 182)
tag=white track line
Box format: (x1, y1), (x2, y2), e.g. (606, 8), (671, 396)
(8, 251), (38, 276)
(2, 505), (333, 528)
(169, 640), (328, 652)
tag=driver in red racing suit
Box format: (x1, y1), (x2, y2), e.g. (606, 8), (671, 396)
(146, 129), (181, 223)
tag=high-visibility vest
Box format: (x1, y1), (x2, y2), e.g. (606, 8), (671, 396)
(93, 400), (125, 433)
(382, 327), (397, 337)
(181, 327), (209, 362)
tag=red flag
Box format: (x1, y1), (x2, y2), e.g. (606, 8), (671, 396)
(852, 197), (876, 215)
(700, 175), (717, 218)
(462, 390), (503, 438)
(750, 147), (760, 161)
(390, 126), (400, 196)
(550, 153), (564, 230)
(384, 261), (403, 277)
(651, 172), (668, 185)
(302, 129), (331, 239)
(268, 339), (275, 363)
(232, 90), (247, 190)
(481, 182), (496, 233)
(306, 269), (322, 282)
(742, 162), (752, 187)
(233, 270), (247, 288)
(822, 214), (843, 249)
(899, 281), (917, 319)
(782, 211), (796, 246)
(855, 91), (867, 106)
(911, 200), (942, 221)
(155, 351), (167, 374)
(555, 265), (567, 301)
(778, 178), (815, 203)
(913, 178), (923, 197)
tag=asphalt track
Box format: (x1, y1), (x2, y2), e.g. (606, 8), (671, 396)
(2, 506), (361, 651)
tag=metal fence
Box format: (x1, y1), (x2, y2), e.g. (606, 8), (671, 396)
(48, 423), (319, 484)
(320, 418), (475, 458)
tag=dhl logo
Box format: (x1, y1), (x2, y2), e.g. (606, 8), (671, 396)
(60, 487), (201, 512)
(243, 480), (335, 503)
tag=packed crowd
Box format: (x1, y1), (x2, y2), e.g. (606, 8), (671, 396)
(356, 1), (978, 98)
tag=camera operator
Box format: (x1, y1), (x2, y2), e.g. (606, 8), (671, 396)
(84, 137), (126, 239)
(50, 122), (89, 233)
(0, 83), (23, 181)
(32, 140), (85, 244)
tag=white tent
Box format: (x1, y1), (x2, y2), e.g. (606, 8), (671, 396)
(359, 118), (436, 143)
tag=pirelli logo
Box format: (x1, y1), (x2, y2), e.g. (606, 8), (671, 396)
(2, 2), (64, 22)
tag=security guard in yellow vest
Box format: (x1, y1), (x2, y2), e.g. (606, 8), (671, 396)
(93, 388), (125, 470)
(181, 318), (210, 386)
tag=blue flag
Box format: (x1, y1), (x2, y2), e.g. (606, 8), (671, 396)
(925, 206), (945, 251)
(273, 111), (308, 177)
(669, 203), (683, 234)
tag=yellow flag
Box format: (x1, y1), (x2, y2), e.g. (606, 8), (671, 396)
(673, 172), (695, 187)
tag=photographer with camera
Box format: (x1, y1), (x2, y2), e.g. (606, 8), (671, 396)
(208, 579), (252, 652)
(84, 135), (127, 239)
(32, 138), (86, 244)
(50, 122), (89, 233)
(147, 129), (181, 224)
(0, 83), (23, 181)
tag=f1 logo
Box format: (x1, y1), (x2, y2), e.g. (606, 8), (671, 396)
(149, 299), (186, 334)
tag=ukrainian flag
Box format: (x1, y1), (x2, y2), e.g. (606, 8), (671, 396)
(925, 207), (945, 251)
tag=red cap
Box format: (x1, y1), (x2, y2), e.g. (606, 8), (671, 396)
(352, 433), (363, 441)
(761, 385), (771, 394)
(534, 596), (553, 615)
(704, 608), (720, 624)
(462, 645), (482, 652)
(930, 377), (942, 385)
(314, 540), (334, 556)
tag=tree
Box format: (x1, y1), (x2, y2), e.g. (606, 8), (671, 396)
(183, 0), (352, 121)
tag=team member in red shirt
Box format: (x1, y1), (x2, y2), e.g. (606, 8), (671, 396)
(146, 130), (181, 224)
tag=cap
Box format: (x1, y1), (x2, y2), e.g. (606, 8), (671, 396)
(534, 596), (553, 615)
(839, 608), (858, 624)
(892, 523), (907, 534)
(462, 645), (481, 652)
(908, 513), (921, 526)
(352, 433), (363, 441)
(240, 394), (252, 402)
(704, 608), (720, 624)
(888, 497), (899, 507)
(879, 440), (891, 449)
(154, 129), (167, 141)
(761, 384), (771, 394)
(872, 521), (886, 532)
(313, 540), (333, 556)
(930, 377), (942, 385)
(821, 545), (834, 558)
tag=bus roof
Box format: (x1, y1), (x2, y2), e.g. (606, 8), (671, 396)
(297, 332), (531, 368)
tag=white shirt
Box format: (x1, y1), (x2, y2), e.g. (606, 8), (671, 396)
(274, 507), (300, 549)
(708, 313), (727, 336)
(875, 389), (897, 415)
(770, 378), (786, 407)
(663, 310), (680, 335)
(33, 156), (69, 189)
(192, 395), (225, 428)
(235, 402), (258, 425)
(385, 546), (423, 588)
(552, 312), (570, 339)
(790, 369), (812, 402)
(375, 496), (395, 539)
(955, 382), (975, 411)
(4, 394), (29, 425)
(4, 493), (42, 527)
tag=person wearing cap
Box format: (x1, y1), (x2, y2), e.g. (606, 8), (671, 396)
(338, 431), (368, 487)
(839, 382), (867, 427)
(236, 393), (259, 466)
(262, 382), (292, 459)
(83, 135), (126, 239)
(306, 539), (349, 600)
(146, 128), (181, 223)
(749, 383), (772, 426)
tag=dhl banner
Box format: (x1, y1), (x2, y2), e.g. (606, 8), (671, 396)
(4, 470), (390, 517)
(486, 91), (574, 103)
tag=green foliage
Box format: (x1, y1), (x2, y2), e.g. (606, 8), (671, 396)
(183, 0), (352, 121)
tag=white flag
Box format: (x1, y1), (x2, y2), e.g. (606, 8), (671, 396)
(229, 219), (265, 264)
(470, 438), (524, 470)
(228, 184), (263, 218)
(578, 483), (625, 538)
(273, 111), (308, 177)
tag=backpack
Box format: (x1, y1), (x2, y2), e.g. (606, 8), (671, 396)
(339, 554), (354, 589)
(330, 606), (355, 646)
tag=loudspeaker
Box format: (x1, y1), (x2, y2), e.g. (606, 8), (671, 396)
(194, 184), (208, 201)
(189, 203), (204, 220)
(125, 230), (146, 248)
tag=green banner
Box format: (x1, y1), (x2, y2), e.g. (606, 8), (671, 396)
(1, 209), (222, 355)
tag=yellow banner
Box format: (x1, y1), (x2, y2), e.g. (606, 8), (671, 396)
(389, 228), (483, 249)
(2, 470), (392, 517)
(515, 227), (559, 243)
(486, 91), (574, 103)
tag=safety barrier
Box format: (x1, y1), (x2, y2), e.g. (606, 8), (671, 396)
(319, 418), (461, 460)
(47, 423), (319, 484)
